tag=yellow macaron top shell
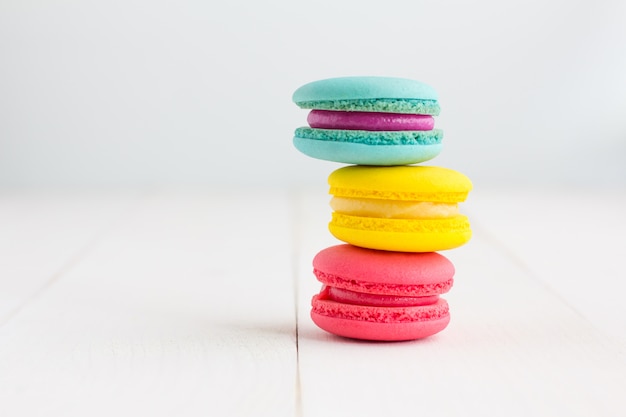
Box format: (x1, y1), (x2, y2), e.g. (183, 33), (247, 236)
(328, 166), (473, 203)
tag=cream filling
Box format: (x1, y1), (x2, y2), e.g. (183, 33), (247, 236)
(330, 196), (459, 219)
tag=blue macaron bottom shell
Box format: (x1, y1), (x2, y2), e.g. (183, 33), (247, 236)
(293, 136), (443, 165)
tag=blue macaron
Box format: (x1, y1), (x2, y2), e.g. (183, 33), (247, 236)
(292, 76), (443, 166)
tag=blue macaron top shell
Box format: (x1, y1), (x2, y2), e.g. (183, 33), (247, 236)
(293, 76), (440, 115)
(293, 76), (438, 103)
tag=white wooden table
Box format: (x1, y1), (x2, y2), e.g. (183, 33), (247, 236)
(1, 186), (625, 417)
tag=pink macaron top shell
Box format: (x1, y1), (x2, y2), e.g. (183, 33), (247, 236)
(307, 110), (435, 131)
(312, 245), (454, 295)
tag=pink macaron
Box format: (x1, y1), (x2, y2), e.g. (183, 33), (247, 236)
(310, 244), (455, 341)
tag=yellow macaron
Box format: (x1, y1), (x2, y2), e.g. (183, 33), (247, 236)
(328, 165), (473, 252)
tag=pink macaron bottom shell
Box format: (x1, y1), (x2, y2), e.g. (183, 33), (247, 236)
(307, 110), (435, 131)
(311, 292), (450, 341)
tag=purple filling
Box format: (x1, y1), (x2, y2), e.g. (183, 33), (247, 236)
(324, 286), (440, 307)
(308, 110), (435, 131)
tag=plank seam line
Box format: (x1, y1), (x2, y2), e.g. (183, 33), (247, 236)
(289, 187), (303, 417)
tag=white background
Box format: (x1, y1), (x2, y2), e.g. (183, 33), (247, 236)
(1, 0), (625, 188)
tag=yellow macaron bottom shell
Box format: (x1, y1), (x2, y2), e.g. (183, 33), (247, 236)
(329, 213), (471, 252)
(330, 197), (459, 219)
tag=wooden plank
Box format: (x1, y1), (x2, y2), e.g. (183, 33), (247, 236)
(295, 187), (626, 417)
(0, 189), (297, 417)
(468, 187), (626, 345)
(0, 190), (140, 323)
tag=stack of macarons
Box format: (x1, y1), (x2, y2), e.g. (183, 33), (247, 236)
(293, 76), (472, 341)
